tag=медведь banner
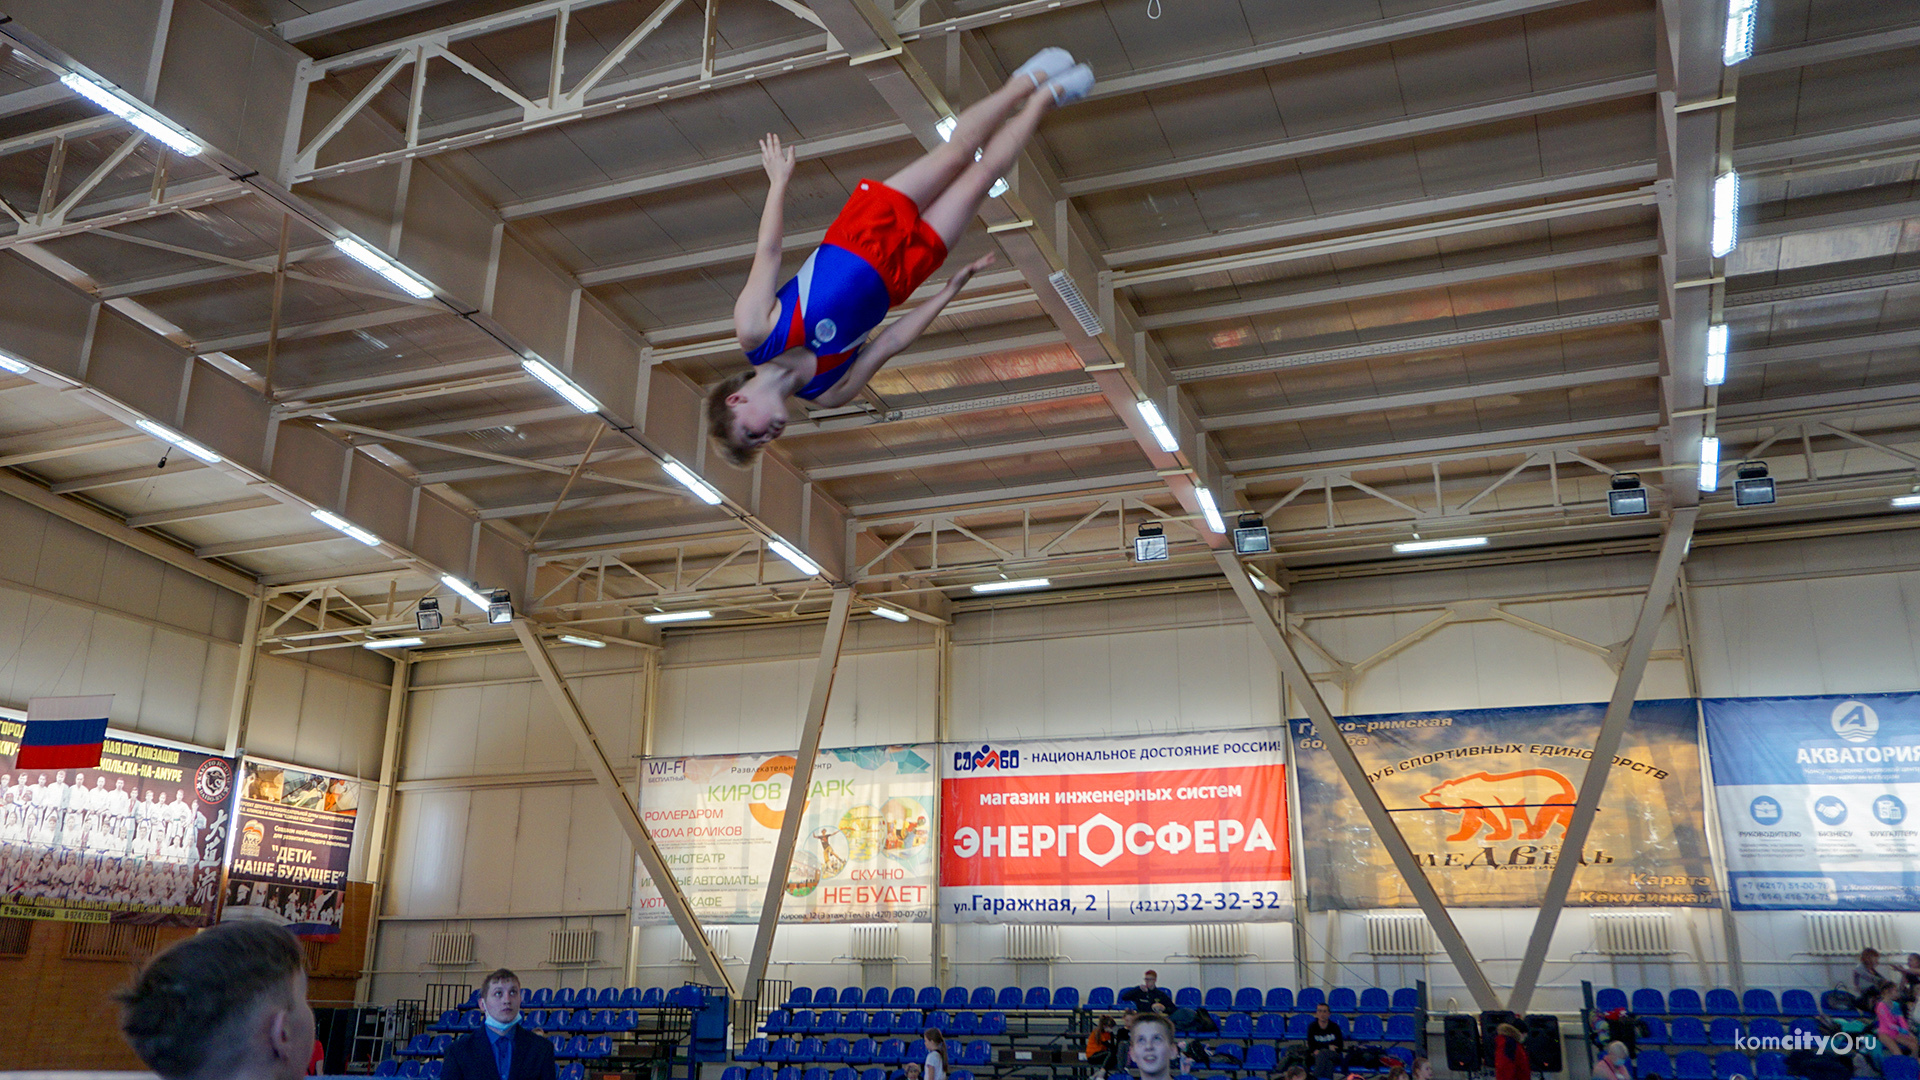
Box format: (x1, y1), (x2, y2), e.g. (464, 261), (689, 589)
(632, 745), (935, 924)
(223, 761), (359, 940)
(1291, 699), (1715, 909)
(939, 730), (1293, 923)
(1705, 693), (1920, 910)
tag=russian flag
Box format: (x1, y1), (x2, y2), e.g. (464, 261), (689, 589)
(16, 695), (113, 770)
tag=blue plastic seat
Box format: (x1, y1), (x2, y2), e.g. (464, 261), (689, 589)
(892, 1011), (923, 1036)
(1596, 989), (1629, 1014)
(1670, 1017), (1708, 1045)
(1360, 988), (1390, 1013)
(995, 986), (1022, 1010)
(1267, 988), (1295, 1013)
(426, 1060), (444, 1076)
(405, 1035), (433, 1056)
(1709, 1019), (1741, 1046)
(1088, 987), (1115, 1009)
(1351, 1015), (1383, 1041)
(965, 1040), (993, 1067)
(1669, 989), (1703, 1014)
(375, 1061), (400, 1076)
(790, 988), (815, 1007)
(597, 988), (620, 1007)
(1641, 1017), (1669, 1044)
(723, 1068), (748, 1080)
(943, 987), (969, 1009)
(1820, 990), (1859, 1017)
(1386, 1015), (1418, 1042)
(1883, 1058), (1918, 1080)
(1788, 1019), (1821, 1041)
(569, 1036), (592, 1058)
(877, 1040), (905, 1066)
(434, 1009), (459, 1031)
(975, 1013), (1006, 1037)
(1328, 988), (1358, 1013)
(907, 1040), (926, 1065)
(1052, 987), (1080, 1010)
(563, 1065), (586, 1080)
(749, 1069), (776, 1080)
(791, 1011), (815, 1034)
(1206, 987), (1234, 1011)
(848, 1039), (876, 1066)
(797, 1038), (825, 1063)
(1234, 988), (1264, 1013)
(619, 987), (642, 1008)
(914, 988), (940, 1009)
(769, 1039), (796, 1064)
(814, 1012), (842, 1035)
(1706, 989), (1740, 1015)
(946, 1013), (975, 1037)
(1676, 1051), (1713, 1080)
(1254, 1014), (1287, 1040)
(1025, 987), (1051, 1010)
(642, 987), (666, 1007)
(1743, 990), (1778, 1016)
(832, 1070), (855, 1080)
(1714, 1052), (1750, 1079)
(860, 1070), (886, 1080)
(402, 1063), (425, 1078)
(1246, 1046), (1278, 1072)
(1748, 1018), (1784, 1042)
(809, 988), (835, 1008)
(1387, 1048), (1415, 1068)
(1755, 1052), (1788, 1079)
(925, 1011), (951, 1034)
(948, 1072), (972, 1080)
(866, 988), (891, 1008)
(1220, 1014), (1251, 1039)
(804, 1067), (828, 1080)
(555, 988), (578, 1008)
(1286, 1015), (1311, 1040)
(777, 1068), (801, 1080)
(1632, 988), (1667, 1016)
(1176, 987), (1204, 1010)
(592, 1037), (615, 1059)
(825, 1039), (851, 1063)
(969, 987), (996, 1009)
(1638, 1051), (1673, 1079)
(891, 987), (916, 1008)
(744, 1039), (771, 1062)
(1296, 988), (1325, 1011)
(1780, 990), (1817, 1017)
(529, 988), (554, 1007)
(764, 1012), (789, 1035)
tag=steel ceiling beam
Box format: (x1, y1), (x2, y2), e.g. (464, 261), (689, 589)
(0, 470), (259, 595)
(125, 495), (286, 528)
(803, 428), (1138, 480)
(276, 0), (467, 42)
(1741, 21), (1920, 75)
(1734, 118), (1920, 170)
(1203, 362), (1663, 431)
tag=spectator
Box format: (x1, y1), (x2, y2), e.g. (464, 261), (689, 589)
(1876, 985), (1918, 1057)
(1305, 1003), (1345, 1079)
(307, 1039), (326, 1076)
(924, 1027), (947, 1080)
(1897, 953), (1920, 1004)
(903, 1064), (922, 1080)
(1086, 1016), (1121, 1080)
(1855, 949), (1892, 1010)
(1283, 1069), (1307, 1080)
(1410, 1057), (1432, 1080)
(117, 919), (314, 1080)
(1383, 1063), (1408, 1080)
(1492, 1023), (1531, 1080)
(1594, 1041), (1631, 1080)
(1129, 1013), (1176, 1080)
(1119, 970), (1174, 1016)
(442, 969), (558, 1080)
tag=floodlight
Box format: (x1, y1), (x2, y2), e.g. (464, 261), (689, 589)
(415, 597), (442, 632)
(522, 356), (601, 413)
(1705, 323), (1728, 386)
(135, 419), (222, 464)
(1233, 513), (1271, 555)
(1724, 0), (1756, 65)
(1711, 172), (1740, 258)
(1134, 522), (1169, 563)
(1608, 473), (1649, 517)
(1393, 536), (1489, 554)
(311, 509), (381, 546)
(971, 578), (1049, 593)
(558, 634), (607, 648)
(1698, 436), (1722, 492)
(644, 610), (713, 624)
(486, 589), (514, 625)
(870, 606), (911, 623)
(363, 637), (423, 651)
(1733, 461), (1776, 507)
(334, 237), (434, 299)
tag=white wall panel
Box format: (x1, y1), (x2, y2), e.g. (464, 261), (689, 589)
(655, 648), (936, 757)
(244, 653), (387, 778)
(1689, 569), (1920, 696)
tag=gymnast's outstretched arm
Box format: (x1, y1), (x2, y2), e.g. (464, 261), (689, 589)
(734, 134), (795, 350)
(809, 253), (996, 408)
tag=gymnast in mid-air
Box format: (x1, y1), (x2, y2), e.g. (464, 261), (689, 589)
(706, 47), (1095, 466)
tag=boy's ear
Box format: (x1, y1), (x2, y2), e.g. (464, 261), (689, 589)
(725, 392), (749, 407)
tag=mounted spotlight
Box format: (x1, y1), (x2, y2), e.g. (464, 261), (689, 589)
(1607, 473), (1650, 517)
(1134, 522), (1169, 562)
(415, 596), (442, 632)
(487, 589), (514, 625)
(1233, 513), (1271, 555)
(1734, 461), (1776, 507)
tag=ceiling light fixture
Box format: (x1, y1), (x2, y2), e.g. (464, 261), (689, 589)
(333, 236), (434, 299)
(1723, 0), (1757, 65)
(644, 610), (714, 624)
(1134, 522), (1169, 562)
(0, 351), (30, 375)
(1711, 171), (1741, 258)
(1698, 436), (1722, 492)
(362, 637), (423, 650)
(134, 419), (222, 464)
(1194, 487), (1225, 533)
(1393, 536), (1490, 554)
(1705, 323), (1728, 386)
(59, 72), (202, 156)
(310, 509), (381, 547)
(440, 575), (490, 610)
(1608, 474), (1650, 517)
(768, 538), (821, 577)
(415, 597), (442, 632)
(1135, 400), (1181, 453)
(521, 355), (601, 413)
(1893, 495), (1920, 510)
(558, 634), (607, 648)
(662, 459), (724, 505)
(1233, 512), (1271, 555)
(971, 578), (1050, 594)
(486, 589), (514, 625)
(870, 606), (911, 623)
(1734, 461), (1776, 507)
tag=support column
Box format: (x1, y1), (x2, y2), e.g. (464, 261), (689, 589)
(512, 619), (735, 995)
(931, 622), (952, 989)
(1506, 508), (1699, 1012)
(224, 593), (265, 755)
(357, 655), (410, 1002)
(744, 587), (854, 995)
(1214, 551), (1502, 1011)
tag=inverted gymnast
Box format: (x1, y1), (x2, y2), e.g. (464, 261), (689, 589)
(705, 48), (1095, 466)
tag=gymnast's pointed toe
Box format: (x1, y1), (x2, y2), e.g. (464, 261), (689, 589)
(1013, 47), (1076, 89)
(1048, 62), (1096, 105)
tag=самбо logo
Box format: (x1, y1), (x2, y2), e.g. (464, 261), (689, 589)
(952, 744), (1019, 772)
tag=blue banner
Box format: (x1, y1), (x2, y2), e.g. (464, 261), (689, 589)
(1705, 693), (1920, 910)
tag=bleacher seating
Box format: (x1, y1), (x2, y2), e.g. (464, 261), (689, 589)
(1708, 1018), (1741, 1046)
(1596, 988), (1630, 1013)
(1296, 987), (1325, 1011)
(1638, 1050), (1674, 1078)
(1328, 988), (1358, 1012)
(1755, 1052), (1788, 1079)
(1886, 1057), (1920, 1080)
(1175, 987), (1203, 1010)
(1267, 988), (1294, 1013)
(1669, 989), (1704, 1014)
(1705, 989), (1741, 1015)
(1713, 1052), (1750, 1079)
(1087, 987), (1115, 1009)
(1675, 1051), (1714, 1080)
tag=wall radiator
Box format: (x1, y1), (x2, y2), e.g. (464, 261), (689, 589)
(679, 927), (730, 964)
(1365, 913), (1436, 956)
(851, 925), (900, 961)
(429, 931), (476, 966)
(1806, 912), (1894, 956)
(1006, 925), (1060, 961)
(1590, 912), (1673, 955)
(1190, 924), (1249, 959)
(549, 929), (598, 966)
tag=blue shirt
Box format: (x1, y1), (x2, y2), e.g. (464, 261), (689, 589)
(486, 1024), (514, 1080)
(742, 244), (892, 400)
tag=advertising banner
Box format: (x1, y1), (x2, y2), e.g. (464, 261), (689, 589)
(0, 724), (235, 926)
(1291, 699), (1716, 909)
(223, 761), (359, 940)
(632, 745), (936, 924)
(939, 730), (1293, 924)
(1705, 693), (1920, 910)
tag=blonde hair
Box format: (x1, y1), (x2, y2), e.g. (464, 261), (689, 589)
(704, 371), (759, 468)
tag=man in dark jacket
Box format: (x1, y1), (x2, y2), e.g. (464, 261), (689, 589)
(443, 969), (558, 1080)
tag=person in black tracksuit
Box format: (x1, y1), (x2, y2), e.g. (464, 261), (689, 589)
(1305, 1003), (1346, 1079)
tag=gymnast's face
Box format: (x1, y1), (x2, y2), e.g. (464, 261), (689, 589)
(727, 380), (789, 447)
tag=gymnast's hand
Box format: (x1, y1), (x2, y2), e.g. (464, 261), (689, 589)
(759, 134), (796, 187)
(950, 253), (996, 290)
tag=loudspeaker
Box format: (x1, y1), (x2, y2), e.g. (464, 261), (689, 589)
(1445, 1014), (1482, 1072)
(1525, 1014), (1564, 1074)
(1480, 1010), (1521, 1063)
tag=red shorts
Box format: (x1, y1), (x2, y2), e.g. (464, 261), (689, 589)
(823, 179), (950, 305)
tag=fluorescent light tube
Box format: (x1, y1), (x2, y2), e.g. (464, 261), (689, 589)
(1136, 400), (1180, 453)
(936, 117), (957, 141)
(558, 634), (607, 648)
(768, 538), (821, 577)
(1393, 536), (1490, 554)
(1705, 323), (1728, 386)
(363, 637), (423, 650)
(870, 606), (911, 623)
(1711, 171), (1740, 258)
(644, 610), (713, 624)
(134, 419), (222, 464)
(311, 509), (381, 546)
(0, 352), (29, 375)
(971, 578), (1050, 593)
(662, 460), (724, 505)
(440, 575), (490, 609)
(60, 73), (202, 156)
(1194, 487), (1225, 533)
(521, 356), (600, 413)
(1724, 0), (1756, 65)
(334, 237), (434, 299)
(1893, 495), (1920, 509)
(1698, 436), (1721, 492)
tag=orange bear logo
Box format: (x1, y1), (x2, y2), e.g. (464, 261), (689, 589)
(1419, 769), (1576, 841)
